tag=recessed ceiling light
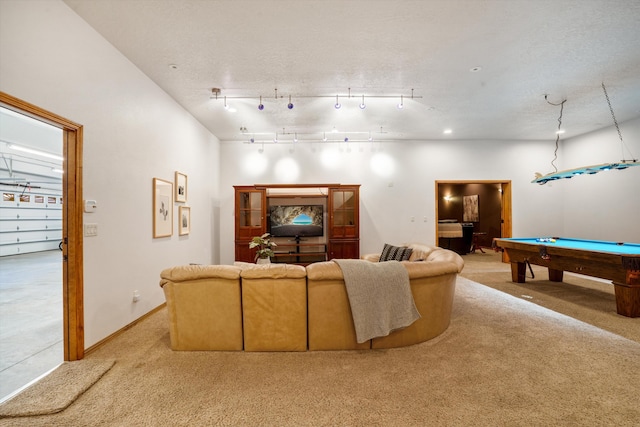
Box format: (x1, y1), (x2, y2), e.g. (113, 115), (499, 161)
(443, 129), (453, 134)
(168, 64), (178, 70)
(470, 66), (482, 72)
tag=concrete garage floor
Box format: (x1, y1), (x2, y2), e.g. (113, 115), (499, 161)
(0, 250), (63, 402)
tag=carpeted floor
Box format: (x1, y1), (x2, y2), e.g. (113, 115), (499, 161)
(1, 259), (639, 426)
(459, 251), (640, 343)
(0, 360), (115, 418)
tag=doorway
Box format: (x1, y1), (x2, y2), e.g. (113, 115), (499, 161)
(0, 92), (84, 366)
(435, 180), (512, 251)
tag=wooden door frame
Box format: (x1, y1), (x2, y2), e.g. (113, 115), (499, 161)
(1, 92), (84, 361)
(434, 180), (512, 246)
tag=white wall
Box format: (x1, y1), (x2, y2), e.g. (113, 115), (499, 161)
(0, 0), (220, 347)
(218, 138), (569, 264)
(219, 120), (640, 264)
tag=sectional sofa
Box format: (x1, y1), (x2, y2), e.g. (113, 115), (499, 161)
(159, 243), (464, 351)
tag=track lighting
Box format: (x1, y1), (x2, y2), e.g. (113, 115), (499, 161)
(242, 127), (388, 144)
(211, 87), (420, 112)
(223, 96), (237, 112)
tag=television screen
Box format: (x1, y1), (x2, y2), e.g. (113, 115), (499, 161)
(269, 205), (324, 237)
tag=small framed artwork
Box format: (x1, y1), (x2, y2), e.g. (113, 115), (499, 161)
(179, 206), (191, 236)
(463, 194), (479, 222)
(175, 171), (187, 203)
(153, 178), (173, 238)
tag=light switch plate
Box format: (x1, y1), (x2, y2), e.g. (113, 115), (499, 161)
(84, 223), (98, 237)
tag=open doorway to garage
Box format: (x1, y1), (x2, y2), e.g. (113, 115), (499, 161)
(0, 106), (63, 401)
(435, 180), (512, 255)
(0, 92), (84, 402)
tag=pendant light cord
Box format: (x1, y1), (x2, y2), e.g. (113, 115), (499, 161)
(602, 82), (637, 162)
(545, 95), (566, 173)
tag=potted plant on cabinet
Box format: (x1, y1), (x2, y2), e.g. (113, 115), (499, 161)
(249, 233), (277, 264)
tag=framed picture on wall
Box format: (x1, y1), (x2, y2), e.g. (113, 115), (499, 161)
(179, 206), (191, 236)
(463, 195), (479, 222)
(175, 171), (187, 203)
(153, 177), (173, 238)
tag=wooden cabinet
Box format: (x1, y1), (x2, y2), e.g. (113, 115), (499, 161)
(328, 186), (359, 260)
(234, 186), (266, 262)
(233, 184), (359, 263)
(272, 242), (327, 265)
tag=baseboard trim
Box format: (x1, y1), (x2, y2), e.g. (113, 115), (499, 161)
(84, 303), (166, 356)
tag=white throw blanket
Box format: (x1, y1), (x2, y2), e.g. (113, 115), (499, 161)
(333, 259), (421, 343)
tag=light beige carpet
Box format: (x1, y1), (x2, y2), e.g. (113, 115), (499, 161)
(459, 251), (640, 343)
(0, 359), (115, 418)
(0, 275), (638, 426)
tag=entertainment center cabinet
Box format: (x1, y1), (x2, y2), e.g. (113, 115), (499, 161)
(234, 184), (360, 264)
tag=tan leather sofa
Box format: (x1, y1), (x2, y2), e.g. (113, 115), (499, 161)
(160, 264), (243, 351)
(159, 243), (463, 352)
(238, 263), (308, 352)
(308, 243), (464, 350)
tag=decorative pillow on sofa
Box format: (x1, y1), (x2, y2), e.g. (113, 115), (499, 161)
(379, 244), (413, 262)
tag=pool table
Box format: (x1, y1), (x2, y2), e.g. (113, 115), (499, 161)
(493, 237), (640, 317)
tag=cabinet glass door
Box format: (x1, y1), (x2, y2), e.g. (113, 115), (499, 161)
(236, 189), (265, 240)
(330, 188), (357, 238)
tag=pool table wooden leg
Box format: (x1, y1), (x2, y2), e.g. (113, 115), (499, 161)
(613, 270), (640, 318)
(511, 262), (526, 283)
(548, 268), (563, 282)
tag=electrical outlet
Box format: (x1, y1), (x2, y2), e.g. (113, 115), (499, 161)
(133, 290), (140, 303)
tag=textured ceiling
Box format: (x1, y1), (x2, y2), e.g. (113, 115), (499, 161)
(63, 0), (640, 143)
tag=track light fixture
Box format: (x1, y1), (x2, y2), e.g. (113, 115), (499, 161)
(242, 127), (389, 144)
(210, 87), (420, 111)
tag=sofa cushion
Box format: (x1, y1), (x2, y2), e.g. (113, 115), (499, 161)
(237, 262), (307, 279)
(160, 264), (242, 284)
(406, 243), (438, 261)
(379, 243), (413, 262)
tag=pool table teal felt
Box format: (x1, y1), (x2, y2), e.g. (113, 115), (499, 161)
(494, 237), (640, 317)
